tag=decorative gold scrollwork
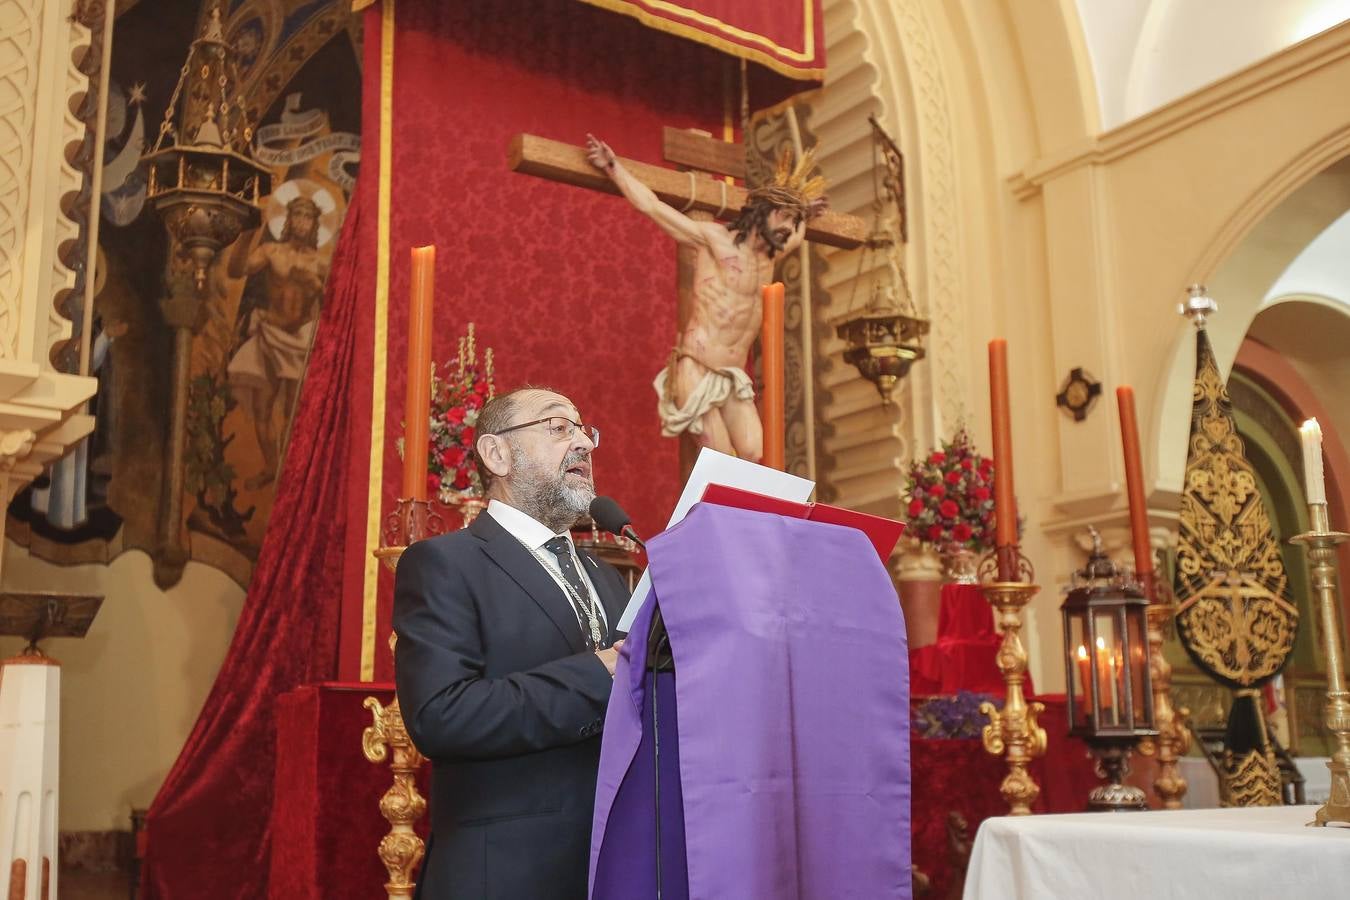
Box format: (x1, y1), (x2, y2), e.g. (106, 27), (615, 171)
(1174, 330), (1296, 688)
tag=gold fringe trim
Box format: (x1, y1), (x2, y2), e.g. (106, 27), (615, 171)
(361, 0), (396, 682)
(570, 0), (823, 80)
(354, 0), (824, 81)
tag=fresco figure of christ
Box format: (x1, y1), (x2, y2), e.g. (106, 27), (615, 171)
(227, 195), (330, 489)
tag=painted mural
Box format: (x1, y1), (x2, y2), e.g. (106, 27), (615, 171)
(8, 0), (363, 588)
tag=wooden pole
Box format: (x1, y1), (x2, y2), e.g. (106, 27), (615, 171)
(79, 2), (117, 376)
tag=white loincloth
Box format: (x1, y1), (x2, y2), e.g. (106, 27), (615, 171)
(228, 316), (316, 390)
(652, 362), (754, 437)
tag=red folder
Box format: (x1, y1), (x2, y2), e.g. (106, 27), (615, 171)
(700, 484), (906, 562)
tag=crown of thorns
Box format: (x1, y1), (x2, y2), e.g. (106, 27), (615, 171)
(286, 195), (321, 215)
(745, 147), (826, 214)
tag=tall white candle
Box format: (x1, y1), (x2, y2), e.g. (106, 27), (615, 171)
(1301, 418), (1327, 505)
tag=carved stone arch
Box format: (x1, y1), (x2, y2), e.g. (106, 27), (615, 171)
(1156, 132), (1350, 490)
(805, 0), (974, 516)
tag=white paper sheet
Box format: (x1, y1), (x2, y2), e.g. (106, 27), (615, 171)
(616, 448), (815, 631)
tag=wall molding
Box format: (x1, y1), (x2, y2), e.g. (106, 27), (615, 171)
(1010, 19), (1350, 199)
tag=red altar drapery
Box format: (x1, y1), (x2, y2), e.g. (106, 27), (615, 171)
(912, 583), (1023, 696)
(337, 0), (827, 683)
(140, 198), (365, 899)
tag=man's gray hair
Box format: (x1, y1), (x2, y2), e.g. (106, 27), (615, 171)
(473, 385), (560, 492)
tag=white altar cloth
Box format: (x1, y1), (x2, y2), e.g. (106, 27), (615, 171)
(964, 805), (1350, 900)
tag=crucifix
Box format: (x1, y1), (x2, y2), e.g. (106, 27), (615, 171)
(508, 130), (866, 472)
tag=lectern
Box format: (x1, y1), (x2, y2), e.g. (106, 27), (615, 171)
(0, 591), (102, 900)
(590, 503), (911, 899)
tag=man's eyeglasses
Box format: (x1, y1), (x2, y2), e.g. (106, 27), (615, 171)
(494, 416), (600, 448)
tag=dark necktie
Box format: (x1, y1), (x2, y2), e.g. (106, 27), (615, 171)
(543, 536), (601, 649)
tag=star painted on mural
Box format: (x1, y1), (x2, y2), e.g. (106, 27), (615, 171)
(128, 82), (148, 106)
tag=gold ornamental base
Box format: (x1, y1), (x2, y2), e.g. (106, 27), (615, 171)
(1138, 574), (1191, 810)
(980, 580), (1047, 816)
(1291, 503), (1350, 828)
(363, 693), (428, 898)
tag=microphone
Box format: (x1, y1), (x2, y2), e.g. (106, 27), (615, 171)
(589, 496), (645, 550)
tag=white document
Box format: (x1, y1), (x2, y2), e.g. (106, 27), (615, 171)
(616, 448), (815, 631)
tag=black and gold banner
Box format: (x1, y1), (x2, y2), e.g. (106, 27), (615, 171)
(1173, 326), (1298, 806)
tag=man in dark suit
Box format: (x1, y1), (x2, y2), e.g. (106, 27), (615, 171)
(394, 386), (629, 900)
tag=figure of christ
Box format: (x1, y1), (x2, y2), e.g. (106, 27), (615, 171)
(226, 195), (330, 489)
(586, 134), (826, 461)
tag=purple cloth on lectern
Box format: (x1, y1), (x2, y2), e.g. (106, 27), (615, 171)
(590, 502), (911, 899)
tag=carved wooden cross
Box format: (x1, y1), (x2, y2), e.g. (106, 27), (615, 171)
(508, 131), (867, 248)
(507, 130), (866, 471)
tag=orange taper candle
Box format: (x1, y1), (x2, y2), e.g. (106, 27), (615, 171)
(403, 245), (435, 501)
(1116, 386), (1153, 577)
(760, 282), (786, 470)
(988, 339), (1017, 553)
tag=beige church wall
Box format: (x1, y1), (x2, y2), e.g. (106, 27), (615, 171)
(813, 3), (1350, 690)
(808, 0), (1114, 689)
(0, 542), (245, 831)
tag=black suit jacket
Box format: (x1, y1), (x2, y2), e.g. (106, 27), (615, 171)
(393, 511), (629, 900)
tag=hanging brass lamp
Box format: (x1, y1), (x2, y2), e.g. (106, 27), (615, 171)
(835, 116), (929, 402)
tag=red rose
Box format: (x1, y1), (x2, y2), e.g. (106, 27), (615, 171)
(973, 486), (991, 501)
(440, 446), (466, 468)
(961, 459), (973, 470)
(474, 380), (490, 395)
(445, 406), (467, 424)
(465, 392), (483, 410)
(453, 470), (471, 489)
(459, 426), (476, 446)
(426, 473), (441, 494)
(953, 522), (972, 542)
(944, 470), (962, 485)
(979, 459), (993, 475)
(929, 451), (946, 465)
(926, 524), (943, 541)
(928, 483), (946, 498)
(907, 498), (924, 517)
(939, 499), (959, 519)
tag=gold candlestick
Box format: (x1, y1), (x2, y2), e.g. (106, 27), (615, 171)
(364, 678), (428, 899)
(979, 550), (1047, 815)
(1291, 503), (1350, 827)
(364, 500), (441, 897)
(1137, 571), (1191, 809)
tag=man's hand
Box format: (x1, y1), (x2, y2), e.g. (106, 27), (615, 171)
(586, 133), (617, 174)
(595, 639), (624, 676)
(807, 195), (830, 219)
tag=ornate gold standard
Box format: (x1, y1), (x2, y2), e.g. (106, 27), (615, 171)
(979, 551), (1047, 815)
(1290, 504), (1350, 827)
(1174, 292), (1297, 807)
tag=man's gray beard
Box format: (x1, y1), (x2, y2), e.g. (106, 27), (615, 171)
(509, 445), (595, 533)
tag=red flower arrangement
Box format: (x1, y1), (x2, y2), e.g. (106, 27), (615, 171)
(904, 429), (997, 552)
(399, 325), (495, 503)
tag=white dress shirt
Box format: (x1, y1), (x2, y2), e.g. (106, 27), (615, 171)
(486, 499), (609, 633)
